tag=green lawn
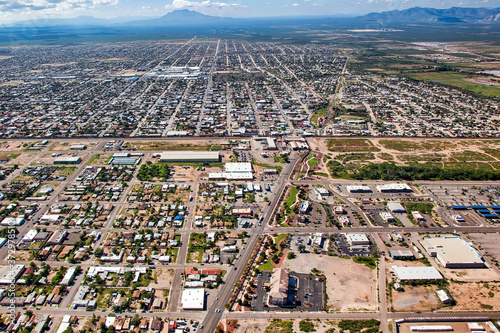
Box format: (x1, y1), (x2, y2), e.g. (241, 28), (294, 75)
(285, 187), (298, 208)
(258, 260), (275, 271)
(408, 71), (500, 98)
(308, 157), (318, 167)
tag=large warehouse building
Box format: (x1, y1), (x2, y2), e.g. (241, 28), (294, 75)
(209, 162), (254, 181)
(158, 151), (220, 163)
(392, 266), (442, 281)
(422, 236), (485, 268)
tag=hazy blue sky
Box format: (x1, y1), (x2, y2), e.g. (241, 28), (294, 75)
(0, 0), (498, 23)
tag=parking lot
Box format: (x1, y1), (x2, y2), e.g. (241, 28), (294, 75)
(250, 272), (324, 311)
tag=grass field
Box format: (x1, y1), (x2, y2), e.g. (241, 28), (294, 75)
(379, 139), (456, 152)
(310, 107), (327, 128)
(285, 187), (298, 208)
(407, 71), (500, 98)
(308, 157), (318, 167)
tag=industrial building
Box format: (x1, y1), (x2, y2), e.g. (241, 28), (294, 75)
(209, 162), (253, 181)
(110, 157), (141, 165)
(387, 202), (406, 213)
(392, 266), (442, 281)
(70, 145), (87, 150)
(181, 288), (205, 310)
(390, 249), (415, 260)
(158, 151), (220, 163)
(376, 183), (412, 193)
(54, 156), (82, 165)
(422, 236), (485, 268)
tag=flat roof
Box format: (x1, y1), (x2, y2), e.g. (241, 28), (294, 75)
(423, 236), (485, 266)
(387, 202), (405, 212)
(392, 266), (442, 281)
(54, 156), (81, 162)
(181, 288), (205, 310)
(159, 151), (219, 161)
(225, 162), (252, 173)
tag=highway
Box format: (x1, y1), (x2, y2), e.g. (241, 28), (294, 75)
(198, 152), (300, 333)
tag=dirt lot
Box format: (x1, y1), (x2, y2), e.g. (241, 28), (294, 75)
(149, 269), (174, 289)
(391, 285), (440, 312)
(49, 140), (97, 151)
(282, 253), (377, 312)
(446, 281), (500, 311)
(4, 152), (37, 166)
(233, 319), (338, 333)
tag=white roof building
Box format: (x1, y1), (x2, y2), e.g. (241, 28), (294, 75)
(22, 229), (38, 242)
(181, 288), (205, 310)
(0, 265), (25, 284)
(346, 185), (372, 193)
(1, 217), (25, 226)
(422, 236), (485, 268)
(376, 183), (412, 193)
(392, 266), (442, 281)
(346, 233), (370, 245)
(387, 202), (406, 213)
(158, 151), (220, 163)
(61, 266), (76, 286)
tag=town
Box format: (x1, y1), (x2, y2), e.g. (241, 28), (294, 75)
(0, 36), (500, 333)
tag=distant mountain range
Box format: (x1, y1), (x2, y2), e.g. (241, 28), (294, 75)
(3, 7), (500, 28)
(362, 7), (500, 23)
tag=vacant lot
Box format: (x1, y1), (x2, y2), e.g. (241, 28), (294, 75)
(326, 139), (380, 152)
(149, 269), (174, 290)
(446, 282), (500, 311)
(127, 141), (211, 151)
(391, 285), (440, 312)
(282, 253), (377, 312)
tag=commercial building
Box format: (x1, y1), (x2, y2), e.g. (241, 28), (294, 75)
(54, 156), (82, 165)
(0, 265), (26, 284)
(387, 202), (406, 213)
(376, 183), (412, 193)
(158, 151), (220, 163)
(346, 233), (370, 246)
(70, 145), (86, 150)
(22, 229), (38, 242)
(268, 268), (289, 306)
(299, 200), (310, 214)
(181, 288), (205, 310)
(1, 217), (25, 226)
(61, 267), (77, 286)
(265, 137), (277, 150)
(392, 266), (442, 281)
(422, 236), (485, 268)
(209, 162), (254, 181)
(346, 185), (372, 193)
(379, 211), (395, 222)
(390, 249), (415, 260)
(412, 211), (426, 222)
(315, 187), (330, 197)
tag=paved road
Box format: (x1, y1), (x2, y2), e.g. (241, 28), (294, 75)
(199, 152), (301, 333)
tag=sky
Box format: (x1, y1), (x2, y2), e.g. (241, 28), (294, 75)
(0, 0), (498, 23)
